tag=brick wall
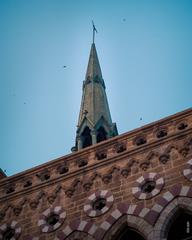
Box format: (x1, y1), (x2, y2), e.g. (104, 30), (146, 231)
(0, 108), (192, 240)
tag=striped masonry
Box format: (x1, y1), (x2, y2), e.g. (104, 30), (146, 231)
(183, 159), (192, 181)
(132, 172), (164, 200)
(0, 221), (21, 240)
(55, 219), (97, 240)
(38, 206), (66, 233)
(84, 190), (114, 217)
(144, 184), (192, 225)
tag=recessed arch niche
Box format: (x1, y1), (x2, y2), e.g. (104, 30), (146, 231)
(117, 227), (146, 240)
(81, 126), (92, 148)
(97, 126), (107, 143)
(166, 209), (192, 240)
(103, 215), (150, 240)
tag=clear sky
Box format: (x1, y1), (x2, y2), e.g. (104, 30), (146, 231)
(1, 0), (192, 176)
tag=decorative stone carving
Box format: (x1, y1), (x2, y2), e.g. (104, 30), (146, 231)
(84, 190), (114, 217)
(132, 172), (164, 200)
(139, 160), (150, 171)
(38, 206), (66, 233)
(121, 167), (131, 178)
(29, 191), (45, 209)
(65, 179), (81, 197)
(96, 151), (107, 160)
(114, 142), (127, 153)
(102, 166), (119, 184)
(134, 135), (147, 146)
(159, 154), (170, 164)
(179, 146), (190, 157)
(57, 162), (69, 174)
(177, 121), (188, 130)
(102, 173), (112, 184)
(5, 185), (15, 194)
(23, 179), (32, 188)
(36, 170), (50, 182)
(13, 198), (26, 216)
(83, 182), (92, 192)
(179, 137), (192, 157)
(156, 127), (168, 138)
(47, 185), (62, 204)
(82, 172), (99, 192)
(13, 207), (22, 216)
(65, 188), (74, 198)
(76, 158), (88, 167)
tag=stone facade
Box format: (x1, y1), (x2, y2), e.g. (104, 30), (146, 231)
(0, 108), (192, 239)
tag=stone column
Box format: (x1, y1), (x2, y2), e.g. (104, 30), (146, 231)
(91, 130), (97, 145)
(77, 136), (82, 150)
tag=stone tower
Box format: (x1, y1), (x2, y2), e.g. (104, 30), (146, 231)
(73, 42), (118, 151)
(0, 30), (192, 240)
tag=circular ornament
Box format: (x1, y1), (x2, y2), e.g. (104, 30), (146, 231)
(84, 190), (114, 217)
(38, 206), (66, 233)
(132, 172), (164, 199)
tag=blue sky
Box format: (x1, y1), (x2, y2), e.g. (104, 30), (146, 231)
(1, 0), (192, 176)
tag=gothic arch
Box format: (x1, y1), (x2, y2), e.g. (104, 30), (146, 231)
(144, 184), (192, 225)
(97, 126), (107, 143)
(93, 203), (151, 240)
(56, 219), (97, 240)
(153, 196), (192, 240)
(102, 215), (152, 240)
(81, 126), (92, 148)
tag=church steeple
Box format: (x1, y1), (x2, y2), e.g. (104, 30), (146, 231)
(72, 32), (118, 151)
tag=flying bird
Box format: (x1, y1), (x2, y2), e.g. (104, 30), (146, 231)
(63, 65), (67, 68)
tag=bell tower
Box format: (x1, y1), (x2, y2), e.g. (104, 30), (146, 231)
(72, 26), (118, 151)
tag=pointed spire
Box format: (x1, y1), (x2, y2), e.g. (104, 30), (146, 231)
(85, 43), (103, 85)
(77, 43), (112, 127)
(92, 21), (97, 44)
(72, 29), (118, 152)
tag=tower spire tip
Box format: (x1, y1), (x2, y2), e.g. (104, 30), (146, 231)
(92, 21), (98, 44)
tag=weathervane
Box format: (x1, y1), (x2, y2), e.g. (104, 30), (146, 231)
(92, 20), (98, 43)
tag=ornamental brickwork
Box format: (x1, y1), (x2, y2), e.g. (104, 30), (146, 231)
(0, 108), (192, 239)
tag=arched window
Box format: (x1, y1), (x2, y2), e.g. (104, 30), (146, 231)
(97, 127), (107, 143)
(81, 127), (92, 148)
(117, 227), (145, 240)
(167, 211), (192, 240)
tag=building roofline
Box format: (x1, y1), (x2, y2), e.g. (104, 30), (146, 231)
(0, 107), (191, 182)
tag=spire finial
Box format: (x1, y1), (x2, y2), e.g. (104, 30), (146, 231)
(92, 20), (98, 43)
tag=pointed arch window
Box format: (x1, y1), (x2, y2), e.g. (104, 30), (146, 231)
(167, 210), (192, 240)
(97, 126), (107, 143)
(81, 127), (92, 148)
(116, 227), (145, 240)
